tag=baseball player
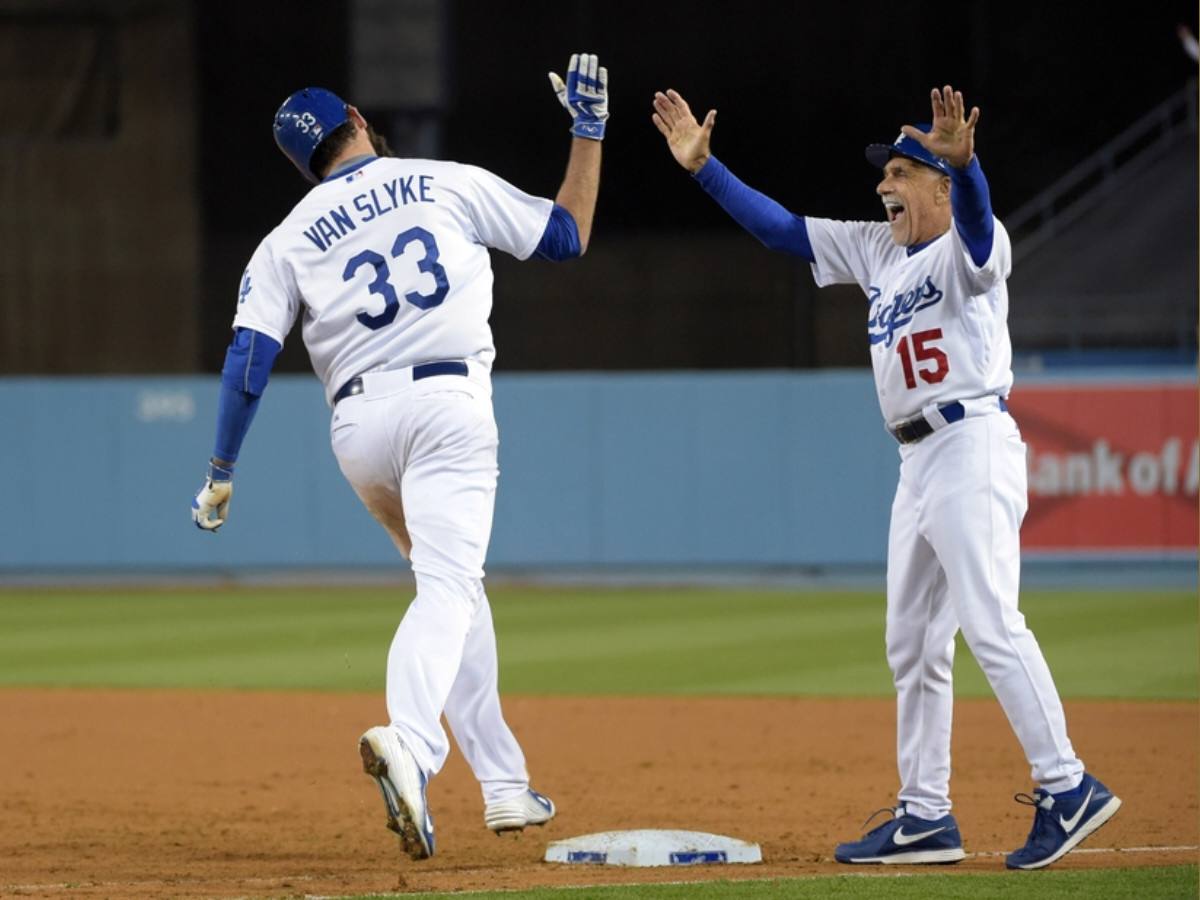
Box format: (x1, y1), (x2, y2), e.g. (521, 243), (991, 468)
(652, 85), (1120, 869)
(191, 53), (608, 860)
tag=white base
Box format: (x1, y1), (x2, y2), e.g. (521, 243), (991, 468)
(544, 829), (762, 867)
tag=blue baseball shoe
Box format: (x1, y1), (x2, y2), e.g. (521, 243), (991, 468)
(835, 805), (966, 864)
(1005, 772), (1122, 870)
(359, 726), (436, 860)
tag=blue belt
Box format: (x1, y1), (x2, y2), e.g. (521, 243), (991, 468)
(333, 361), (469, 405)
(891, 397), (1008, 445)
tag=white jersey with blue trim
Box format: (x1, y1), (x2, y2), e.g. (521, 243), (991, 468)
(805, 216), (1014, 427)
(231, 156), (553, 405)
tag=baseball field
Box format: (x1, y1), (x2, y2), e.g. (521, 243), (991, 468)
(0, 583), (1195, 899)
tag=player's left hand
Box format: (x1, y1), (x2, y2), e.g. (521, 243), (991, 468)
(902, 85), (979, 170)
(548, 53), (609, 140)
(191, 460), (234, 532)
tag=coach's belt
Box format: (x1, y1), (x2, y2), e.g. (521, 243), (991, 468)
(333, 360), (469, 405)
(890, 397), (1009, 445)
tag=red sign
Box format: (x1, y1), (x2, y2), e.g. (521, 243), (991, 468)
(1013, 382), (1198, 554)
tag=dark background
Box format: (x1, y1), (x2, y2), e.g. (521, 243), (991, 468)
(196, 0), (1198, 374)
(199, 1), (1196, 229)
(3, 0), (1196, 375)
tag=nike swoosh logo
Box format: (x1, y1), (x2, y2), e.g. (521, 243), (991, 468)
(1059, 786), (1094, 832)
(893, 825), (946, 846)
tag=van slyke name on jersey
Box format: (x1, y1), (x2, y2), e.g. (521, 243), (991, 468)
(303, 175), (436, 253)
(867, 276), (944, 347)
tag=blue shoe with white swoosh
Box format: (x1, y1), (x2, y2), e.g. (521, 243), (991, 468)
(359, 726), (435, 860)
(835, 805), (966, 864)
(1005, 773), (1121, 870)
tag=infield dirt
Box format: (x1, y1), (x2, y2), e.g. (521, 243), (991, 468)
(1, 690), (1195, 898)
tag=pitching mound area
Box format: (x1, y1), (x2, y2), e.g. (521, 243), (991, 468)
(1, 690), (1195, 897)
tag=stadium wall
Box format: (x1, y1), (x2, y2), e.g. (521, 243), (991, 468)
(0, 370), (1192, 573)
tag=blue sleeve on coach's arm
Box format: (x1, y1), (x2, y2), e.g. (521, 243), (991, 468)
(950, 156), (995, 267)
(693, 156), (814, 262)
(212, 328), (282, 464)
(534, 204), (582, 261)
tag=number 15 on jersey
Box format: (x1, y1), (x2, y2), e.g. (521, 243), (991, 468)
(897, 328), (949, 389)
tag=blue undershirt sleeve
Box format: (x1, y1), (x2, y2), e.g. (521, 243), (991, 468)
(213, 385), (260, 465)
(533, 204), (582, 261)
(212, 328), (282, 464)
(693, 156), (814, 262)
(950, 156), (994, 267)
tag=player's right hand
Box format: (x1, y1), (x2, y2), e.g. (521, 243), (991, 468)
(548, 53), (609, 140)
(652, 89), (716, 175)
(191, 460), (234, 532)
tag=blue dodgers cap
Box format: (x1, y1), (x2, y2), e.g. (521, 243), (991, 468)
(273, 87), (351, 183)
(865, 124), (950, 175)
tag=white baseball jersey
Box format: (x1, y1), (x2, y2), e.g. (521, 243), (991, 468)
(804, 212), (1086, 819)
(805, 217), (1014, 426)
(232, 157), (553, 404)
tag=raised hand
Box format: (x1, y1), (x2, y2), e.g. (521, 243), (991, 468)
(902, 85), (979, 170)
(652, 89), (716, 175)
(549, 53), (609, 140)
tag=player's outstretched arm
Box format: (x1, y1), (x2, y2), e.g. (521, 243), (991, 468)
(547, 53), (606, 253)
(902, 85), (979, 170)
(650, 87), (812, 261)
(652, 89), (716, 174)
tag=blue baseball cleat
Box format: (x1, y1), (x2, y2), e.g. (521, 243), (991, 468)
(1005, 772), (1122, 870)
(835, 805), (966, 864)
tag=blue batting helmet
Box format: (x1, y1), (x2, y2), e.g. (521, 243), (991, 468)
(865, 124), (950, 175)
(273, 87), (350, 183)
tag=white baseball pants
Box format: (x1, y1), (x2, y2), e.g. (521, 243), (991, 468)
(330, 365), (530, 805)
(886, 411), (1085, 820)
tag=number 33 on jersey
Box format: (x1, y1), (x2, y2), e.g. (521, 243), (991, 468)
(805, 215), (1015, 426)
(231, 157), (554, 406)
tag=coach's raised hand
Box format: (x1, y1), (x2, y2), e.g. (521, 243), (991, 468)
(549, 53), (609, 140)
(652, 89), (716, 174)
(902, 85), (979, 170)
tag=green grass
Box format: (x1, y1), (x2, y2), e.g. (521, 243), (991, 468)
(0, 585), (1193, 699)
(1, 587), (1194, 900)
(335, 865), (1198, 898)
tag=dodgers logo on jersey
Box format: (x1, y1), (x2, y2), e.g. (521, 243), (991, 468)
(867, 276), (944, 347)
(238, 270), (252, 303)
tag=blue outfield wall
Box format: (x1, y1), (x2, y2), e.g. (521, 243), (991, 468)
(0, 371), (897, 571)
(3, 369), (1192, 574)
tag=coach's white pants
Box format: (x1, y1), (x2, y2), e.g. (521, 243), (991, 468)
(886, 412), (1084, 820)
(330, 367), (530, 805)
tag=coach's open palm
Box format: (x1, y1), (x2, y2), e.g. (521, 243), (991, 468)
(902, 85), (979, 170)
(652, 89), (716, 174)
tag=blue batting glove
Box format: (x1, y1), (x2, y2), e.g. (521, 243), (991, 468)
(548, 53), (609, 140)
(192, 459), (234, 532)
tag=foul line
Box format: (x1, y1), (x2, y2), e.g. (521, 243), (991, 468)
(6, 846), (1197, 898)
(303, 845), (1200, 898)
(968, 844), (1199, 858)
